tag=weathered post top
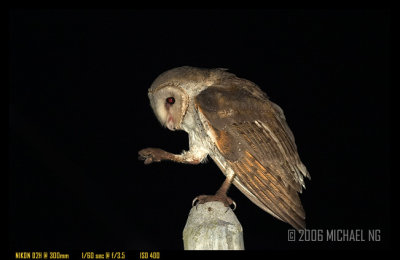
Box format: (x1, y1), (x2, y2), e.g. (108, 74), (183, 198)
(182, 201), (245, 250)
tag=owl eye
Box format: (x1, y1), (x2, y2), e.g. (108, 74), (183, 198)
(166, 97), (175, 105)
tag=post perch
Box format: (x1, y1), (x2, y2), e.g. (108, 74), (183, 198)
(182, 201), (245, 250)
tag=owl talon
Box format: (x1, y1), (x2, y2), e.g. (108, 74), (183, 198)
(231, 201), (236, 211)
(192, 197), (199, 207)
(191, 194), (235, 211)
(138, 148), (166, 164)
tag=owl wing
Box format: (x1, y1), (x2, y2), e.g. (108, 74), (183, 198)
(194, 84), (310, 230)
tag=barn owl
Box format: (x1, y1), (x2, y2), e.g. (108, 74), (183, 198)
(138, 66), (310, 230)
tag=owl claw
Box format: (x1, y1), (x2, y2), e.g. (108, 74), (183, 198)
(191, 194), (236, 212)
(192, 197), (199, 207)
(138, 148), (165, 164)
(231, 201), (236, 211)
(138, 155), (153, 165)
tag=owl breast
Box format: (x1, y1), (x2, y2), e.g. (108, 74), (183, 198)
(181, 105), (233, 177)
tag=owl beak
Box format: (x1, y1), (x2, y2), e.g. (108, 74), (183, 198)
(166, 123), (176, 131)
(166, 116), (176, 131)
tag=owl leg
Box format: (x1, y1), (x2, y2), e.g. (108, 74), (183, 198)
(192, 174), (236, 210)
(138, 147), (207, 165)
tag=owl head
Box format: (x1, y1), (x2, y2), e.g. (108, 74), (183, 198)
(147, 66), (233, 131)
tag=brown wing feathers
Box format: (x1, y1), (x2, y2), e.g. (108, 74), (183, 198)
(231, 153), (306, 230)
(195, 84), (310, 230)
(229, 122), (307, 229)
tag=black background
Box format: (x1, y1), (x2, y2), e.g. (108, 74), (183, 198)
(9, 9), (391, 250)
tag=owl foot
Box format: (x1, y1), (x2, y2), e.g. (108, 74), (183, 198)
(192, 193), (236, 211)
(138, 148), (170, 164)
